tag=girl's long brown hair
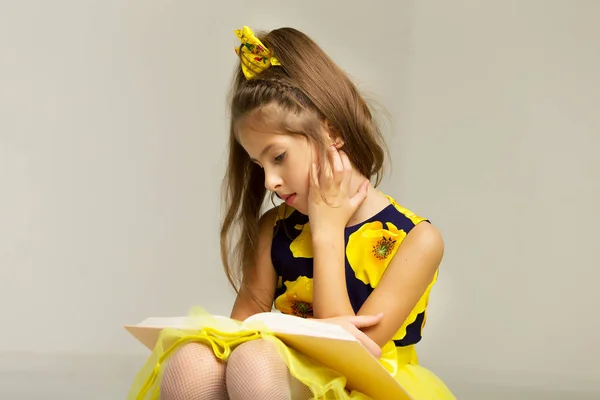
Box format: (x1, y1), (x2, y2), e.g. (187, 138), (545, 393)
(220, 27), (388, 293)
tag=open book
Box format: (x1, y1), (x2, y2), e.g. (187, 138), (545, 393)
(126, 312), (412, 400)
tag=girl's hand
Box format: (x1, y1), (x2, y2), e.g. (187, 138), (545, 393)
(322, 314), (384, 358)
(308, 146), (369, 232)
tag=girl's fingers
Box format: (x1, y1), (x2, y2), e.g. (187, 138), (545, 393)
(320, 151), (333, 187)
(321, 316), (383, 358)
(352, 327), (383, 359)
(348, 313), (384, 328)
(328, 145), (344, 186)
(350, 178), (369, 208)
(310, 163), (320, 189)
(340, 151), (352, 189)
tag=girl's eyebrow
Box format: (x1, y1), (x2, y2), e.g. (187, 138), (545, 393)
(250, 144), (275, 162)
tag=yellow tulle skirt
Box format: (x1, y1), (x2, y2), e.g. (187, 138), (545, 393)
(126, 312), (455, 400)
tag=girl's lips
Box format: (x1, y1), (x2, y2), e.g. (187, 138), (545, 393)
(283, 193), (296, 205)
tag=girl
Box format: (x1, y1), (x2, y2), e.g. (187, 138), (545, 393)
(128, 26), (455, 399)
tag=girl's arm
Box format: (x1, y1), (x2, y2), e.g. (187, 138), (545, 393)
(308, 147), (442, 350)
(312, 227), (355, 318)
(357, 221), (444, 347)
(230, 208), (278, 321)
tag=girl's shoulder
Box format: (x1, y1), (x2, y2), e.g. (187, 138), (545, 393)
(345, 194), (429, 237)
(382, 194), (429, 228)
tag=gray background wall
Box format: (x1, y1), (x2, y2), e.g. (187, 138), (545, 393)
(1, 1), (598, 398)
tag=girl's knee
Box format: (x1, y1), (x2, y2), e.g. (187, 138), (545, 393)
(161, 343), (226, 399)
(226, 339), (290, 399)
(228, 339), (284, 371)
(165, 342), (221, 372)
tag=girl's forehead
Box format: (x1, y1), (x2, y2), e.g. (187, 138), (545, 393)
(237, 126), (277, 144)
(236, 112), (279, 138)
(237, 104), (291, 134)
(236, 111), (283, 143)
(236, 103), (323, 137)
(237, 126), (297, 153)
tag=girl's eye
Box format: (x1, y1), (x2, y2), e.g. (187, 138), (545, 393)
(274, 152), (286, 163)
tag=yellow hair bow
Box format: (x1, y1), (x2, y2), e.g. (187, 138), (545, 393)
(234, 26), (280, 79)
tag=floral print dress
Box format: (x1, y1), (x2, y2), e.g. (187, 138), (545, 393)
(269, 195), (456, 399)
(273, 195), (431, 346)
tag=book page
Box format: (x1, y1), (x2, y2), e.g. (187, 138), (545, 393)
(134, 315), (240, 331)
(125, 315), (240, 350)
(135, 316), (198, 329)
(243, 312), (356, 341)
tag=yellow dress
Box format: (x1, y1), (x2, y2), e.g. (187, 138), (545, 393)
(127, 196), (455, 399)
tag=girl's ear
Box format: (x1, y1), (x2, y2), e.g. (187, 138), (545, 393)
(324, 120), (345, 148)
(333, 138), (344, 148)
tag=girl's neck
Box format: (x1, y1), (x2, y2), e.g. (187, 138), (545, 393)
(345, 169), (391, 228)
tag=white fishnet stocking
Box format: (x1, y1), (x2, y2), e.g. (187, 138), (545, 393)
(226, 339), (314, 400)
(160, 342), (228, 400)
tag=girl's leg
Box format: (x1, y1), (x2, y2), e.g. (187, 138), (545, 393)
(225, 339), (313, 400)
(160, 342), (228, 400)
